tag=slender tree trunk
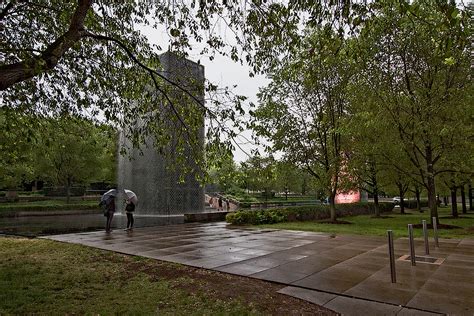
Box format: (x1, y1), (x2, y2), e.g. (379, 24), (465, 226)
(398, 184), (405, 214)
(425, 148), (438, 224)
(461, 185), (467, 214)
(443, 196), (448, 206)
(373, 189), (380, 217)
(468, 183), (473, 211)
(329, 193), (337, 222)
(415, 187), (421, 212)
(451, 187), (458, 218)
(66, 178), (71, 204)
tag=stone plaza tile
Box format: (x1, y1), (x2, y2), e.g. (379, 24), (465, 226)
(345, 283), (418, 306)
(277, 286), (336, 306)
(324, 296), (403, 315)
(138, 250), (178, 259)
(250, 267), (309, 283)
(42, 223), (474, 315)
(207, 252), (258, 263)
(215, 263), (269, 276)
(396, 307), (441, 316)
(185, 258), (234, 269)
(406, 291), (474, 315)
(293, 273), (364, 293)
(277, 256), (339, 275)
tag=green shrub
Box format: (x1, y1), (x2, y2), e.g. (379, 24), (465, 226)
(226, 202), (394, 225)
(43, 187), (86, 197)
(403, 200), (429, 209)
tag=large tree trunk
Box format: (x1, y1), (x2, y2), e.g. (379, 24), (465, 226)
(461, 185), (467, 214)
(450, 187), (458, 218)
(0, 0), (92, 90)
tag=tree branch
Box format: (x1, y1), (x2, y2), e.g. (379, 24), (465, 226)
(0, 0), (93, 90)
(83, 32), (207, 113)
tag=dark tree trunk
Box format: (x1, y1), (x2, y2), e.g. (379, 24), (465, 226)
(373, 189), (380, 217)
(415, 187), (421, 212)
(329, 194), (337, 222)
(398, 183), (405, 214)
(302, 178), (307, 195)
(425, 147), (438, 224)
(328, 182), (338, 222)
(451, 187), (458, 218)
(461, 185), (467, 214)
(66, 178), (72, 204)
(468, 183), (473, 211)
(443, 196), (448, 206)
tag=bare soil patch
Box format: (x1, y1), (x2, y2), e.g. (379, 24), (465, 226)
(106, 252), (336, 315)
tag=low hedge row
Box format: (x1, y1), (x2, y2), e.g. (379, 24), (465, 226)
(401, 200), (429, 209)
(226, 202), (394, 225)
(0, 203), (99, 213)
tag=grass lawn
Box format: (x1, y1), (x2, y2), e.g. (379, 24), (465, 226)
(0, 238), (332, 315)
(0, 200), (98, 208)
(0, 200), (99, 214)
(258, 206), (474, 239)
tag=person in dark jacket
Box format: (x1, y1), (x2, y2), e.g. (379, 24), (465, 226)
(218, 197), (223, 211)
(105, 196), (115, 233)
(125, 199), (135, 231)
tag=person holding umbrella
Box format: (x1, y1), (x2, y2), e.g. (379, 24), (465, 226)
(123, 189), (138, 231)
(101, 189), (118, 233)
(125, 198), (135, 231)
(105, 195), (116, 233)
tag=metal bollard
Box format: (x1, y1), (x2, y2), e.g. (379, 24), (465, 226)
(408, 224), (416, 266)
(422, 220), (429, 255)
(387, 230), (396, 283)
(432, 217), (439, 248)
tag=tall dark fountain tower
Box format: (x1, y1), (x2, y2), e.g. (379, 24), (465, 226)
(117, 52), (205, 216)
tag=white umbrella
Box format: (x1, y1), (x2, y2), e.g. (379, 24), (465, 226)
(124, 189), (138, 204)
(101, 189), (118, 202)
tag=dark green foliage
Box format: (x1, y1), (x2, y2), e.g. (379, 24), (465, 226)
(402, 200), (429, 209)
(43, 187), (86, 197)
(226, 202), (394, 225)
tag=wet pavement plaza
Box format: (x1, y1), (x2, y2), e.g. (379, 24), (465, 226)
(44, 222), (474, 315)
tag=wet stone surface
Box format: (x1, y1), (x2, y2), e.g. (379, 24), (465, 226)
(44, 222), (474, 315)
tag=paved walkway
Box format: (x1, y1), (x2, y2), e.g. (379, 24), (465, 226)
(45, 222), (474, 315)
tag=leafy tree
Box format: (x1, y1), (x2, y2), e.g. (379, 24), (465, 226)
(274, 161), (304, 199)
(355, 0), (472, 223)
(239, 155), (276, 198)
(207, 152), (239, 193)
(0, 1), (382, 177)
(0, 109), (36, 194)
(35, 116), (116, 202)
(253, 29), (354, 221)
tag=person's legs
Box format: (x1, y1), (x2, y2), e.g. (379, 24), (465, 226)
(105, 213), (111, 232)
(126, 213), (132, 229)
(106, 212), (114, 232)
(130, 213), (134, 229)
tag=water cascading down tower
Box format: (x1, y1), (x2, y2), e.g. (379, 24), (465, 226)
(117, 52), (205, 217)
